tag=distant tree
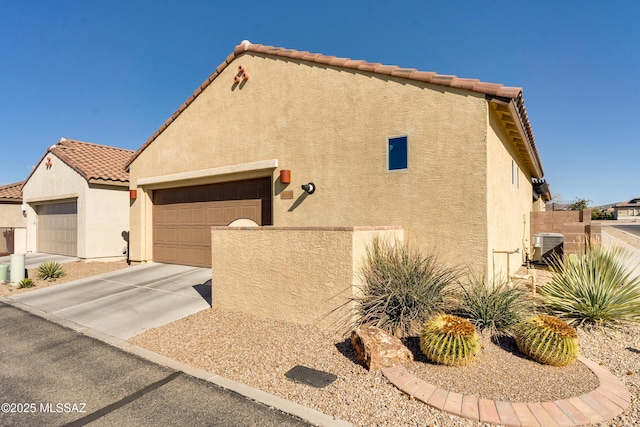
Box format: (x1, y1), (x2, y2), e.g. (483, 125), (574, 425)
(567, 198), (591, 211)
(591, 208), (614, 220)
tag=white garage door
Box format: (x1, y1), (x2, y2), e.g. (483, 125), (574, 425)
(37, 201), (78, 256)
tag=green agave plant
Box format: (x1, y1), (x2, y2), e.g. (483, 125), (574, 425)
(37, 261), (65, 281)
(515, 314), (579, 366)
(419, 313), (479, 366)
(18, 278), (35, 289)
(541, 243), (640, 325)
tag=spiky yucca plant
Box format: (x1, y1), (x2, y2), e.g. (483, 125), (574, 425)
(515, 314), (579, 366)
(454, 275), (528, 335)
(353, 238), (460, 337)
(18, 278), (34, 288)
(419, 314), (479, 366)
(541, 243), (640, 325)
(37, 261), (65, 281)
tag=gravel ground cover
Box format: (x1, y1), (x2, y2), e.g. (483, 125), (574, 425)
(4, 259), (637, 426)
(129, 302), (639, 427)
(0, 260), (130, 298)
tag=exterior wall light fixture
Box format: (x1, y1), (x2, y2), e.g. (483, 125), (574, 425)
(301, 183), (315, 194)
(280, 169), (291, 184)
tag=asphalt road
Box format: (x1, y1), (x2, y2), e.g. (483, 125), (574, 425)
(610, 223), (640, 238)
(0, 302), (312, 427)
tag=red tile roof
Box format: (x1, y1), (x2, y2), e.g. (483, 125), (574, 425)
(0, 181), (24, 201)
(26, 139), (134, 186)
(126, 41), (540, 173)
(614, 197), (640, 208)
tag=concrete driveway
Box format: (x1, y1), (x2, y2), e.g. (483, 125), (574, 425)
(9, 263), (211, 339)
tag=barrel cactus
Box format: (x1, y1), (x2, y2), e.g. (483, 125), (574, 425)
(514, 314), (579, 366)
(419, 314), (479, 366)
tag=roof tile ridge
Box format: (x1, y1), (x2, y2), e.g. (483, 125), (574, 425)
(410, 71), (437, 82)
(358, 62), (381, 72)
(342, 59), (366, 69)
(55, 139), (134, 153)
(390, 67), (417, 78)
(328, 57), (350, 67)
(373, 64), (399, 75)
(315, 55), (337, 65)
(126, 41), (539, 172)
(0, 181), (24, 190)
(49, 149), (91, 181)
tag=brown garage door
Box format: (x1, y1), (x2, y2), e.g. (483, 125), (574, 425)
(153, 177), (272, 267)
(36, 201), (78, 256)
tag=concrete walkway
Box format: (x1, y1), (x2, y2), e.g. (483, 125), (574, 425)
(383, 359), (631, 426)
(8, 263), (212, 339)
(601, 226), (640, 279)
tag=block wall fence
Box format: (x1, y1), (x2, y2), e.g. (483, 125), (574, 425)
(531, 209), (601, 257)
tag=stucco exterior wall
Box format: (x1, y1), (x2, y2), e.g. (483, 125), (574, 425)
(486, 111), (534, 278)
(84, 184), (130, 259)
(211, 226), (403, 330)
(130, 52), (491, 272)
(23, 154), (86, 255)
(22, 153), (127, 260)
(0, 204), (24, 228)
(614, 207), (640, 221)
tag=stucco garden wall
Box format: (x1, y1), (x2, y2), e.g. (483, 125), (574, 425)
(130, 51), (493, 273)
(210, 226), (403, 330)
(530, 209), (600, 258)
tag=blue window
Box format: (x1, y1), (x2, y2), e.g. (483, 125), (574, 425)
(388, 136), (408, 171)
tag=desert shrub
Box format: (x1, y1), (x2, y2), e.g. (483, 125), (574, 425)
(514, 314), (579, 366)
(352, 238), (460, 337)
(453, 275), (529, 335)
(37, 261), (65, 281)
(419, 313), (479, 366)
(541, 244), (640, 325)
(18, 278), (34, 288)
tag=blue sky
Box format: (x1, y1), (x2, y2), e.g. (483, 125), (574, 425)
(1, 0), (638, 206)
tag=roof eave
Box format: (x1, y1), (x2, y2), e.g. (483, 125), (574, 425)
(87, 178), (129, 187)
(127, 42), (545, 171)
(487, 96), (544, 179)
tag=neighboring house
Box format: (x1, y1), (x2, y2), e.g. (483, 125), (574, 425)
(22, 138), (134, 260)
(613, 197), (640, 221)
(0, 181), (25, 255)
(532, 179), (552, 212)
(126, 41), (547, 277)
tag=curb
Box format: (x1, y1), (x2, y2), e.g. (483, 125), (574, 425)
(1, 297), (353, 427)
(382, 358), (631, 426)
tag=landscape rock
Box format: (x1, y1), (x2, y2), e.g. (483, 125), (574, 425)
(351, 325), (414, 371)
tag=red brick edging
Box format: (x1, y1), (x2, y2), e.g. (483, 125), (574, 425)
(382, 356), (632, 426)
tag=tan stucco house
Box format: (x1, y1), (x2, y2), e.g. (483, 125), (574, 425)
(126, 41), (547, 278)
(22, 138), (134, 260)
(613, 197), (640, 221)
(0, 181), (25, 255)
